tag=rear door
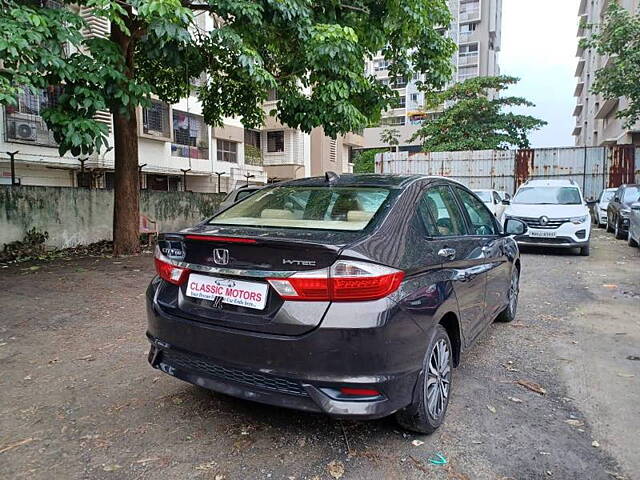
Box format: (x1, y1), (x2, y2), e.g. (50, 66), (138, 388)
(418, 184), (488, 346)
(453, 186), (510, 323)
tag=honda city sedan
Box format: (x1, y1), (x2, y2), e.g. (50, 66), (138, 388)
(146, 174), (526, 433)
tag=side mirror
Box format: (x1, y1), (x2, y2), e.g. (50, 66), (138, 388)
(504, 218), (527, 236)
(501, 199), (511, 205)
(504, 194), (511, 200)
(631, 202), (640, 211)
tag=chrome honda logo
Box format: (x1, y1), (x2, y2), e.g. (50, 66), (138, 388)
(213, 248), (229, 265)
(539, 216), (549, 226)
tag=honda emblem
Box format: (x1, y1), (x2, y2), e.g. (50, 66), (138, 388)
(213, 248), (230, 265)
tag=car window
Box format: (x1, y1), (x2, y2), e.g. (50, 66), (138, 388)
(236, 189), (258, 201)
(209, 186), (391, 231)
(623, 186), (640, 203)
(492, 191), (501, 204)
(418, 186), (466, 237)
(600, 190), (615, 202)
(455, 187), (499, 236)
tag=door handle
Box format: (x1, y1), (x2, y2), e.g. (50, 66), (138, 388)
(438, 248), (456, 260)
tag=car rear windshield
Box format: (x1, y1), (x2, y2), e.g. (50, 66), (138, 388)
(473, 191), (491, 202)
(600, 190), (615, 202)
(512, 186), (582, 205)
(209, 186), (392, 231)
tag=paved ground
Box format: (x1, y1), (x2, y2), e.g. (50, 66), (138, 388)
(1, 230), (638, 480)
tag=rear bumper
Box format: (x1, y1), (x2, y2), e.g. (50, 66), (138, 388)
(146, 285), (426, 420)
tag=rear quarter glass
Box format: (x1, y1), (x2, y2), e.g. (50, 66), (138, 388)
(208, 186), (395, 232)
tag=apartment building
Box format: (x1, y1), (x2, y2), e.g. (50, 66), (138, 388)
(0, 9), (361, 191)
(363, 0), (503, 151)
(573, 0), (640, 146)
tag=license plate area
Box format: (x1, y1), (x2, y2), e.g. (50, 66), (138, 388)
(529, 229), (557, 238)
(186, 273), (269, 311)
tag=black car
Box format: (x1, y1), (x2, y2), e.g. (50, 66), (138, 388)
(607, 184), (640, 239)
(146, 174), (526, 433)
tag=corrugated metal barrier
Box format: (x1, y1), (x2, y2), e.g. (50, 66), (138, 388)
(375, 146), (640, 199)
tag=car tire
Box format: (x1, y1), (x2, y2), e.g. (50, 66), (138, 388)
(579, 244), (590, 256)
(395, 325), (452, 434)
(614, 221), (626, 240)
(629, 233), (639, 248)
(496, 267), (519, 323)
(606, 217), (614, 233)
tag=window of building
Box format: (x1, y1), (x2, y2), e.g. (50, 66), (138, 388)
(409, 93), (420, 103)
(244, 129), (262, 166)
(217, 139), (238, 163)
(458, 65), (478, 81)
(329, 139), (337, 162)
(459, 43), (479, 56)
(373, 59), (391, 71)
(267, 131), (285, 152)
(4, 86), (61, 146)
(460, 23), (478, 33)
(392, 76), (408, 89)
(142, 100), (170, 137)
(381, 116), (406, 126)
(171, 110), (209, 159)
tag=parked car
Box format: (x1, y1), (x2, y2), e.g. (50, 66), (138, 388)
(607, 184), (640, 240)
(590, 188), (617, 228)
(497, 191), (511, 202)
(627, 201), (640, 248)
(217, 186), (263, 212)
(472, 189), (506, 218)
(147, 174), (526, 434)
(502, 179), (591, 256)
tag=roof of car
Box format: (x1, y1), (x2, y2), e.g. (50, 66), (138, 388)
(274, 173), (436, 189)
(522, 179), (578, 188)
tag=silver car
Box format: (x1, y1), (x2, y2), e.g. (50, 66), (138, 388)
(628, 201), (640, 248)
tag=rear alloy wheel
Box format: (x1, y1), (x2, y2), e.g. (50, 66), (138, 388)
(614, 220), (626, 240)
(496, 268), (519, 323)
(396, 325), (452, 434)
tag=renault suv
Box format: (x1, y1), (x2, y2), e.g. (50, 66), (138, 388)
(502, 179), (591, 256)
(146, 174), (526, 434)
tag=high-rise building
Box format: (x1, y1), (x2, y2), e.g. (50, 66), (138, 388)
(573, 0), (640, 146)
(362, 0), (503, 152)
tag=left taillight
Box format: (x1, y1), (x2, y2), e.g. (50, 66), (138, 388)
(154, 245), (190, 285)
(267, 260), (404, 302)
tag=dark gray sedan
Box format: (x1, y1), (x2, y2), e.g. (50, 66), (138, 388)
(146, 174), (526, 433)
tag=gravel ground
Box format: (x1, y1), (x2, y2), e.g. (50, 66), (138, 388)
(1, 229), (638, 480)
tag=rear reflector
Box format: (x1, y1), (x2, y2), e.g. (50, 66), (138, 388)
(154, 247), (190, 285)
(184, 235), (257, 244)
(339, 387), (382, 397)
(267, 260), (404, 302)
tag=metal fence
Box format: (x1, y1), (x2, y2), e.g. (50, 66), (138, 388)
(375, 145), (640, 200)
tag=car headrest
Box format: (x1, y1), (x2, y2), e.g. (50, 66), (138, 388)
(347, 210), (373, 223)
(261, 209), (295, 219)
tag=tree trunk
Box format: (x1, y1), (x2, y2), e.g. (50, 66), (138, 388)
(111, 20), (140, 256)
(112, 110), (140, 256)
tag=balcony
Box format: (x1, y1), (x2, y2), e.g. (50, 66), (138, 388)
(458, 53), (479, 66)
(573, 103), (583, 117)
(572, 124), (582, 137)
(578, 0), (587, 15)
(574, 81), (584, 97)
(459, 0), (481, 24)
(575, 58), (585, 77)
(594, 98), (618, 119)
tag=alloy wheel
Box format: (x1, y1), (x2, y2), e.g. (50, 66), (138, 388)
(425, 339), (451, 419)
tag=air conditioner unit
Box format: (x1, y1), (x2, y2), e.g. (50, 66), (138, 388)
(12, 121), (38, 141)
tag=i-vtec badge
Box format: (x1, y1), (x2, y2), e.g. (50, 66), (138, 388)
(283, 259), (316, 267)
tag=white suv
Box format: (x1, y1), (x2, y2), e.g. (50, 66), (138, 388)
(502, 179), (591, 256)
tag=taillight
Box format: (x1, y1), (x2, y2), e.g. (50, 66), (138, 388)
(154, 246), (190, 285)
(267, 260), (404, 302)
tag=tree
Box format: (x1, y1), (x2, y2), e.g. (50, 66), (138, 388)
(411, 76), (547, 152)
(379, 127), (401, 152)
(584, 3), (640, 127)
(352, 148), (385, 173)
(0, 0), (456, 255)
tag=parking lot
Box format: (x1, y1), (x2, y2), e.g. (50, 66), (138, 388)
(1, 230), (639, 480)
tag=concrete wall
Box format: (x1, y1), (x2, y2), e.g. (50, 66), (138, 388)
(0, 186), (224, 249)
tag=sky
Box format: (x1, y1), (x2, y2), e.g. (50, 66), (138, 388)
(500, 0), (580, 148)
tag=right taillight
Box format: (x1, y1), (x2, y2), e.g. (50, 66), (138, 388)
(154, 246), (190, 285)
(267, 260), (404, 302)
